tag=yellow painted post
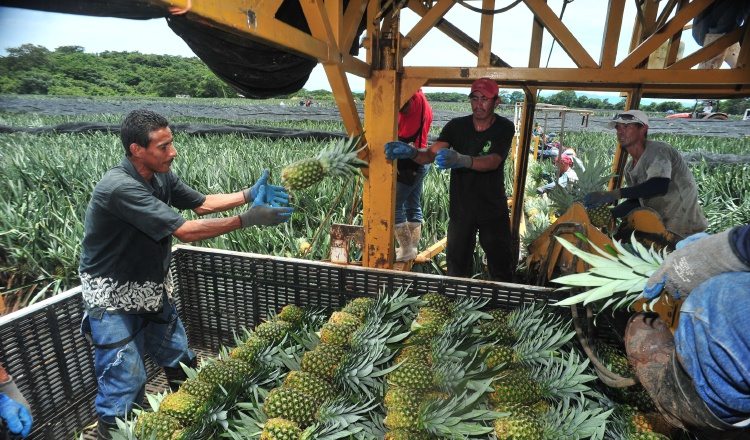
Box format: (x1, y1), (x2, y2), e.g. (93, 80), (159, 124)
(362, 71), (399, 268)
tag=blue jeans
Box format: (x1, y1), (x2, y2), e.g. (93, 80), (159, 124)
(675, 272), (750, 425)
(395, 164), (430, 224)
(82, 296), (194, 423)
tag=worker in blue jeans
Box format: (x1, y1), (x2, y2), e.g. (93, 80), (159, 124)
(625, 225), (750, 439)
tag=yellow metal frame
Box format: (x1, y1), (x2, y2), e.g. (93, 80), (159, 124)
(141, 0), (749, 268)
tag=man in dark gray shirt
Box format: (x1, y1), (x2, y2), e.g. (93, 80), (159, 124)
(79, 109), (292, 439)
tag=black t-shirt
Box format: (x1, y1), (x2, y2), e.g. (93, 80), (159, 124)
(436, 114), (514, 220)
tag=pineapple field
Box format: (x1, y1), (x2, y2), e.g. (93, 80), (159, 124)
(0, 91), (747, 439)
(1, 96), (749, 312)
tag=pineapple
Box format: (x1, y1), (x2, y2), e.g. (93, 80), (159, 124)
(319, 321), (359, 347)
(158, 391), (203, 427)
(494, 412), (544, 440)
(278, 304), (304, 325)
(489, 368), (541, 407)
(420, 292), (453, 315)
(547, 155), (616, 228)
(134, 411), (183, 440)
(260, 417), (302, 440)
(384, 429), (431, 440)
(393, 344), (431, 366)
(283, 370), (337, 405)
(387, 362), (434, 391)
(300, 343), (346, 380)
(384, 386), (426, 410)
(263, 387), (318, 426)
(229, 336), (270, 364)
(197, 360), (247, 386)
(255, 321), (291, 343)
(327, 310), (361, 326)
(179, 377), (216, 403)
(340, 297), (374, 320)
(281, 134), (368, 190)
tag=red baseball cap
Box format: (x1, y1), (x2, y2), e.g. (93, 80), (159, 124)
(470, 78), (499, 99)
(555, 154), (573, 166)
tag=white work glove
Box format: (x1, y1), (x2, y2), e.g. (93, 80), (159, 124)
(239, 186), (293, 227)
(643, 228), (749, 300)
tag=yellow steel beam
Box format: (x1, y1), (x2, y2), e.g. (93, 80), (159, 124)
(601, 0), (626, 68)
(404, 0), (456, 54)
(363, 71), (400, 268)
(523, 0), (598, 68)
(407, 0), (510, 67)
(618, 0), (713, 69)
(668, 27), (744, 70)
(478, 0), (495, 67)
(342, 0), (369, 57)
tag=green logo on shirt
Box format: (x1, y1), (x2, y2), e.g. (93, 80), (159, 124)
(480, 141), (492, 156)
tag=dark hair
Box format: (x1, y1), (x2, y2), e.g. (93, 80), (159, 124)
(120, 109), (169, 156)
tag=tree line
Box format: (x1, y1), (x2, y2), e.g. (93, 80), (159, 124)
(1, 44), (748, 114)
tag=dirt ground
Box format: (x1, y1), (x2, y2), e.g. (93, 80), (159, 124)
(2, 95), (749, 139)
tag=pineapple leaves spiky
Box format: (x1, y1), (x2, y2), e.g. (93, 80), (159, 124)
(281, 134), (368, 190)
(551, 233), (667, 314)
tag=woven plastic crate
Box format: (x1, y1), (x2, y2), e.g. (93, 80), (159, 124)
(1, 245), (560, 439)
(171, 245), (562, 350)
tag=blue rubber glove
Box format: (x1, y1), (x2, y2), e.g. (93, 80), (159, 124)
(244, 169), (289, 206)
(239, 186), (293, 227)
(583, 189), (620, 209)
(385, 141), (418, 160)
(642, 228), (748, 300)
(0, 394), (32, 438)
(435, 149), (473, 169)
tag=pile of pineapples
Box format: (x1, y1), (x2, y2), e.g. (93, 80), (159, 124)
(110, 288), (672, 440)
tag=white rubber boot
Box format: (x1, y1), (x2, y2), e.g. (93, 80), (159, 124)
(699, 33), (728, 69)
(407, 221), (422, 260)
(395, 223), (414, 261)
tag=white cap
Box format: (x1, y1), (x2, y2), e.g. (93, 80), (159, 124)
(607, 110), (649, 129)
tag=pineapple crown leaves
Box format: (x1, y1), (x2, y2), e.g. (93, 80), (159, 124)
(530, 350), (599, 402)
(539, 395), (612, 440)
(316, 133), (369, 176)
(509, 320), (575, 368)
(419, 379), (505, 437)
(448, 296), (491, 321)
(551, 233), (666, 313)
(304, 397), (379, 440)
(371, 285), (423, 323)
(334, 343), (395, 398)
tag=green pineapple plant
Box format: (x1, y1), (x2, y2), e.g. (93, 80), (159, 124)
(281, 134), (368, 190)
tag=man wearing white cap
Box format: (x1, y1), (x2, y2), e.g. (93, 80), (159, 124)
(584, 109), (707, 238)
(384, 78), (516, 282)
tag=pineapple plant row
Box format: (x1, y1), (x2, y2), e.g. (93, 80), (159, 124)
(281, 133), (368, 190)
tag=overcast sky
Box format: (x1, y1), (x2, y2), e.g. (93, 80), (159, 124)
(0, 3), (702, 99)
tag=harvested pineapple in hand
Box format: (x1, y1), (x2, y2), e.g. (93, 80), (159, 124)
(281, 134), (368, 190)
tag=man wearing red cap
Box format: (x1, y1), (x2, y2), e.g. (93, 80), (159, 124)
(385, 78), (515, 282)
(536, 153), (578, 194)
